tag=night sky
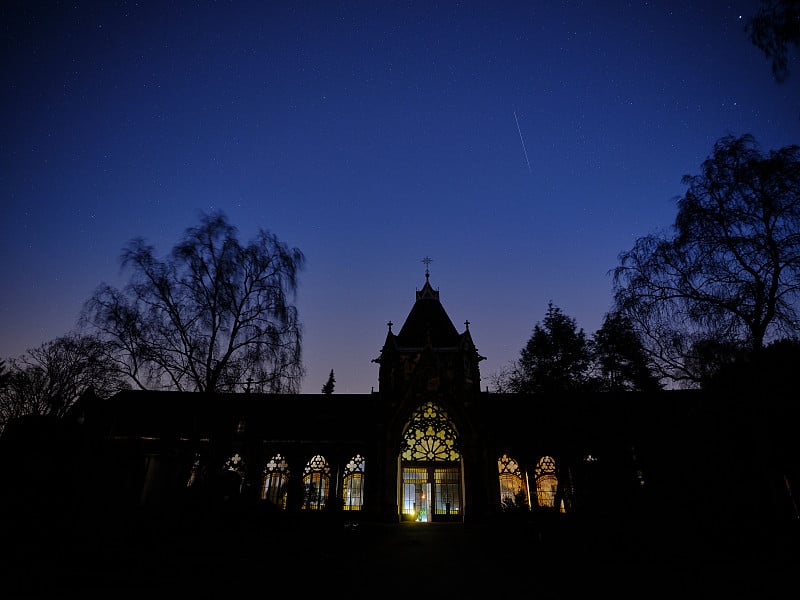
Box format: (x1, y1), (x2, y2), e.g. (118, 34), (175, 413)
(2, 1), (798, 394)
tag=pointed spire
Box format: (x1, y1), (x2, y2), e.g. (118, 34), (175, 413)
(417, 256), (439, 300)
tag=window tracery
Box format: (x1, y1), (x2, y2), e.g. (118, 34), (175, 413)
(534, 455), (559, 509)
(400, 402), (460, 461)
(261, 453), (290, 509)
(302, 454), (330, 510)
(221, 453), (246, 498)
(498, 454), (529, 508)
(342, 454), (365, 511)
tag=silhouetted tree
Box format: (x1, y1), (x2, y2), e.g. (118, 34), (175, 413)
(505, 302), (593, 394)
(705, 337), (800, 394)
(613, 134), (800, 386)
(0, 333), (128, 432)
(592, 311), (661, 392)
(487, 363), (516, 393)
(0, 360), (9, 391)
(746, 0), (800, 83)
(80, 211), (306, 393)
(321, 369), (335, 394)
(684, 338), (746, 390)
(0, 359), (11, 432)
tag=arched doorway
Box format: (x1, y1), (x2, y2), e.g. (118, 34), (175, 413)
(398, 401), (463, 522)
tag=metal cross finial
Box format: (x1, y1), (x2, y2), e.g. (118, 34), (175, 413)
(421, 256), (433, 279)
(464, 320), (470, 330)
(387, 320), (393, 332)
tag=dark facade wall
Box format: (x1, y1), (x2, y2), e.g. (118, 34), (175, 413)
(2, 386), (797, 529)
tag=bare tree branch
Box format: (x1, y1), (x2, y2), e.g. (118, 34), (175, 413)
(80, 211), (306, 393)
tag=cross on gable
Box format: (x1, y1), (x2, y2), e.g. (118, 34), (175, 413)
(421, 256), (433, 279)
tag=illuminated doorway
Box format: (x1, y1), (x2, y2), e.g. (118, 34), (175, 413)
(398, 402), (463, 522)
(402, 468), (432, 522)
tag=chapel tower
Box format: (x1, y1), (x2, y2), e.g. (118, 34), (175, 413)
(370, 262), (495, 522)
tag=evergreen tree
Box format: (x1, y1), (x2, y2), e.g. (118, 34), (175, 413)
(592, 312), (661, 392)
(510, 302), (592, 394)
(321, 369), (335, 394)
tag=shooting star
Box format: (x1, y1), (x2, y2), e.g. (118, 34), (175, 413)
(513, 110), (532, 174)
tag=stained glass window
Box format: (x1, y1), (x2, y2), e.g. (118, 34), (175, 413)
(498, 454), (528, 508)
(534, 455), (559, 509)
(400, 402), (461, 461)
(342, 454), (365, 511)
(302, 454), (330, 510)
(261, 453), (289, 509)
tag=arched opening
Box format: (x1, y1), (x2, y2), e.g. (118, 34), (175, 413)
(261, 453), (290, 510)
(498, 453), (530, 510)
(398, 401), (463, 522)
(301, 454), (330, 510)
(534, 455), (564, 511)
(221, 453), (246, 502)
(342, 454), (365, 511)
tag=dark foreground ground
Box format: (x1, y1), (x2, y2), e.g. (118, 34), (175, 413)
(3, 505), (798, 598)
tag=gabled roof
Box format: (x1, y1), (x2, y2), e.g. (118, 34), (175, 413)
(395, 276), (460, 348)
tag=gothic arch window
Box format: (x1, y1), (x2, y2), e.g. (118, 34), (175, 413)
(302, 454), (330, 511)
(400, 402), (461, 461)
(261, 453), (290, 510)
(186, 453), (207, 489)
(498, 454), (529, 509)
(400, 402), (462, 522)
(341, 454), (365, 511)
(534, 455), (559, 509)
(222, 453), (246, 498)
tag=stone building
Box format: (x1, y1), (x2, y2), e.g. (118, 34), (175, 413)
(2, 272), (798, 531)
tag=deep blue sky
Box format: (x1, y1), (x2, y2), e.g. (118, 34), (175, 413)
(2, 1), (798, 394)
